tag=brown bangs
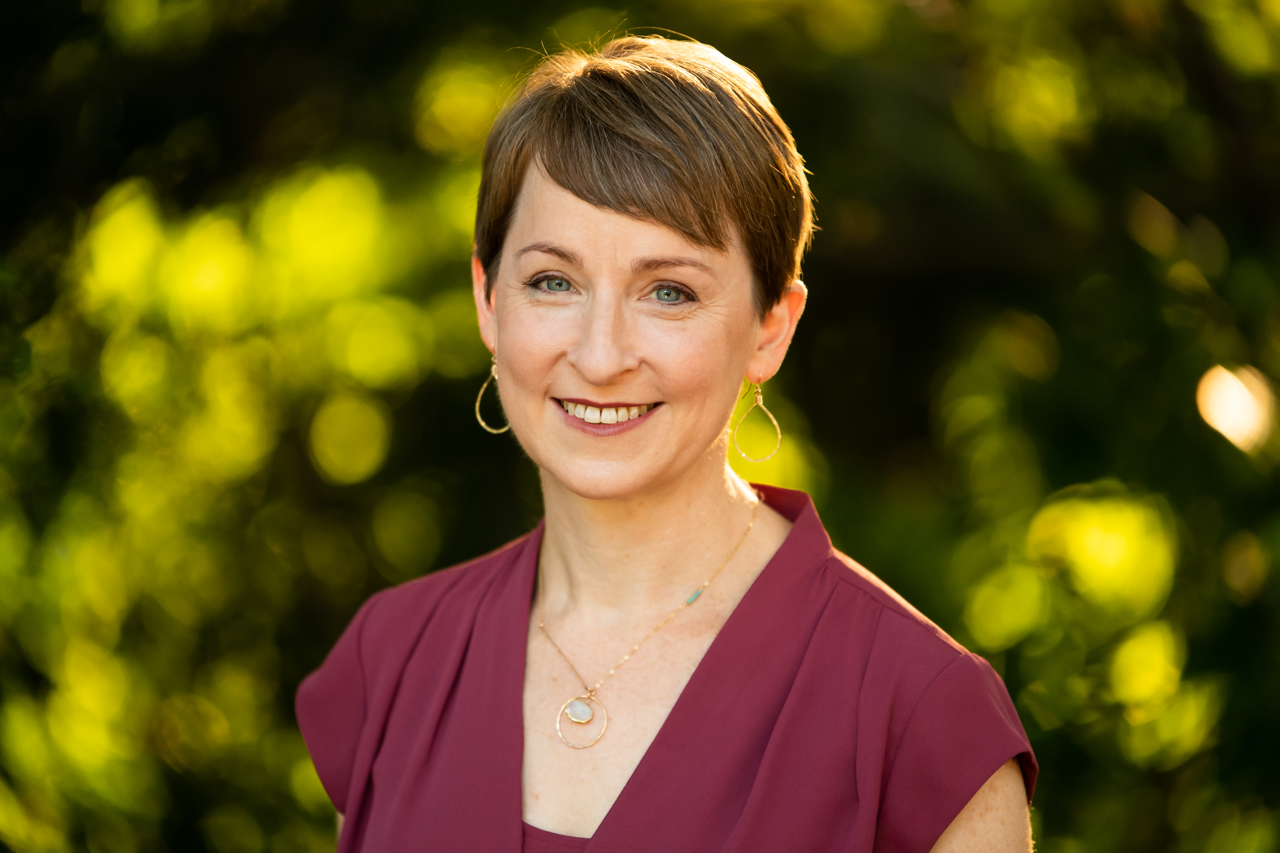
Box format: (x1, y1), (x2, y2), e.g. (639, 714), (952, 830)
(474, 37), (813, 316)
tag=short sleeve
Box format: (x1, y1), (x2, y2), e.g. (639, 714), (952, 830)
(874, 652), (1037, 853)
(295, 599), (375, 815)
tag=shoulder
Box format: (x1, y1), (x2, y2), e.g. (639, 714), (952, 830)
(814, 548), (1020, 743)
(758, 484), (974, 679)
(805, 549), (1036, 849)
(335, 527), (535, 686)
(353, 527), (539, 668)
(295, 527), (539, 814)
(817, 549), (1037, 777)
(362, 529), (536, 625)
(822, 547), (971, 667)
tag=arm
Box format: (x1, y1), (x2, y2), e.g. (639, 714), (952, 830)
(929, 760), (1032, 853)
(336, 813), (344, 847)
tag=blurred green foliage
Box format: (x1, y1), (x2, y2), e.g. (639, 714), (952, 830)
(1, 0), (1279, 850)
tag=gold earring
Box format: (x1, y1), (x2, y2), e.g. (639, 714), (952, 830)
(475, 356), (510, 434)
(732, 382), (781, 462)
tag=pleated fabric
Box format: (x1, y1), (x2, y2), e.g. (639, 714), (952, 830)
(296, 486), (1037, 853)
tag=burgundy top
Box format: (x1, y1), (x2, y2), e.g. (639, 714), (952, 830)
(297, 486), (1037, 853)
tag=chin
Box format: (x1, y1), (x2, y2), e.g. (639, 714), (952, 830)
(542, 461), (658, 502)
(510, 408), (725, 502)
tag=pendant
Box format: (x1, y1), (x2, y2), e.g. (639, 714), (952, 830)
(566, 698), (593, 723)
(556, 694), (608, 749)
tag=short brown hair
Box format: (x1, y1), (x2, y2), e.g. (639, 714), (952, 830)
(473, 36), (814, 316)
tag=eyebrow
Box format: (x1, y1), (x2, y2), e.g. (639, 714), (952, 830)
(516, 242), (715, 277)
(632, 255), (715, 276)
(516, 242), (583, 267)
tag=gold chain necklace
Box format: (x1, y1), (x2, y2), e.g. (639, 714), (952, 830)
(537, 499), (760, 749)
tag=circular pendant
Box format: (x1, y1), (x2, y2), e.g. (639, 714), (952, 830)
(556, 695), (608, 749)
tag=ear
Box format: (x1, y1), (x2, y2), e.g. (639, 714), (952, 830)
(472, 253), (497, 354)
(745, 281), (807, 384)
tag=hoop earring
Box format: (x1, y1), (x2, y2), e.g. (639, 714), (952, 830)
(475, 356), (510, 434)
(732, 382), (781, 462)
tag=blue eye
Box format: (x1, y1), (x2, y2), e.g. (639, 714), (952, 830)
(655, 286), (683, 303)
(543, 278), (571, 292)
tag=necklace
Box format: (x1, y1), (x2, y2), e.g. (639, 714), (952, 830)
(537, 499), (760, 749)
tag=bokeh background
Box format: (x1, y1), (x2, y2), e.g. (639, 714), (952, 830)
(2, 0), (1279, 850)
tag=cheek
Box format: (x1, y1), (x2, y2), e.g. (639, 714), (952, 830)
(493, 304), (572, 395)
(658, 333), (732, 388)
(646, 320), (753, 419)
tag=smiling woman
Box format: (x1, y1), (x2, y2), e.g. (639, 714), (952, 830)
(296, 35), (1037, 853)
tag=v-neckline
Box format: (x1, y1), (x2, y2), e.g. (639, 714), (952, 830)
(512, 486), (832, 847)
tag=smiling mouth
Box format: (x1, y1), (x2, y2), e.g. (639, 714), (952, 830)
(557, 399), (661, 425)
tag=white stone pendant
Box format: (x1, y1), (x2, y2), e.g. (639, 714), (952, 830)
(565, 698), (593, 724)
(556, 695), (607, 749)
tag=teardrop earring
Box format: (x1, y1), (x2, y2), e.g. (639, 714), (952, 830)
(732, 382), (782, 462)
(475, 356), (510, 434)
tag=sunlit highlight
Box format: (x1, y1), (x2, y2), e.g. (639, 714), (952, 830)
(202, 805), (265, 853)
(372, 492), (441, 581)
(1189, 0), (1273, 75)
(964, 564), (1048, 651)
(326, 300), (427, 390)
(202, 663), (269, 745)
(183, 345), (277, 482)
(291, 757), (331, 812)
(988, 54), (1086, 156)
(104, 0), (212, 53)
(0, 507), (33, 622)
(69, 529), (129, 637)
(1110, 621), (1182, 712)
(1197, 365), (1275, 453)
(301, 517), (366, 593)
(434, 168), (483, 251)
(82, 181), (165, 318)
(1166, 260), (1210, 293)
(1128, 192), (1179, 257)
(986, 312), (1059, 380)
(309, 391), (391, 485)
(156, 695), (229, 769)
(802, 0), (889, 54)
(161, 214), (256, 335)
(101, 331), (171, 422)
(1028, 493), (1176, 619)
(1119, 678), (1223, 768)
(24, 313), (74, 380)
(258, 168), (387, 316)
(1, 700), (53, 804)
(965, 428), (1043, 519)
(1221, 531), (1269, 605)
(414, 63), (502, 154)
(428, 289), (499, 379)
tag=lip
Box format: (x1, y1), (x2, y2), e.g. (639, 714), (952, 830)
(554, 399), (662, 436)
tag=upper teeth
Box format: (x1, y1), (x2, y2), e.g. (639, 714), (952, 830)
(562, 401), (651, 424)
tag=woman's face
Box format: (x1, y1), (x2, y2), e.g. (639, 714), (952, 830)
(472, 165), (803, 502)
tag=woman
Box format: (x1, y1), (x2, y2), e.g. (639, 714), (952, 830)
(297, 35), (1036, 852)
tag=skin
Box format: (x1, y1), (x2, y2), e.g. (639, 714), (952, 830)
(334, 164), (1031, 851)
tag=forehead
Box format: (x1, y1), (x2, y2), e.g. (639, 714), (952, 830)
(505, 164), (746, 269)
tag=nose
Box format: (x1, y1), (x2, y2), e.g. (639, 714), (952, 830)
(567, 290), (638, 387)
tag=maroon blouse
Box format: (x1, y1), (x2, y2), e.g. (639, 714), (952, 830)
(296, 486), (1037, 853)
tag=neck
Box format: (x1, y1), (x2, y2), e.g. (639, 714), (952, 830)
(536, 454), (760, 620)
